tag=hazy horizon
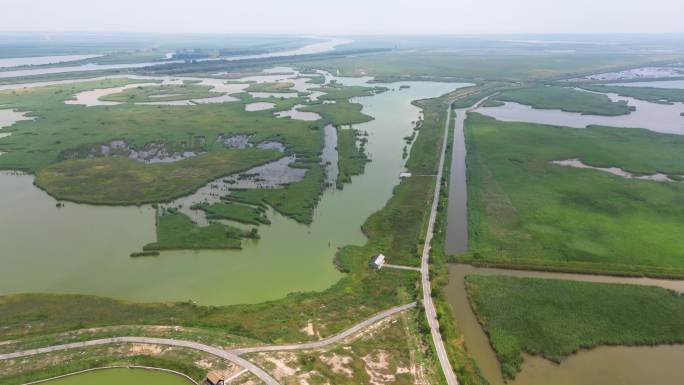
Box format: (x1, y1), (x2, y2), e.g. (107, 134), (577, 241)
(4, 0), (684, 35)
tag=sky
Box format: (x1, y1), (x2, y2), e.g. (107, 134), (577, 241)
(3, 0), (683, 35)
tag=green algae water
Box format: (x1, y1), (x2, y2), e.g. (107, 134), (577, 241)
(0, 79), (466, 305)
(42, 368), (193, 385)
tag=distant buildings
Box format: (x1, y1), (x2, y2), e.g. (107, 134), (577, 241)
(370, 254), (386, 269)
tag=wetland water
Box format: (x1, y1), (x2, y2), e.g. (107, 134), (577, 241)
(477, 93), (684, 135)
(445, 264), (684, 385)
(0, 73), (466, 305)
(41, 367), (193, 385)
(444, 87), (684, 384)
(0, 37), (350, 79)
(0, 54), (103, 68)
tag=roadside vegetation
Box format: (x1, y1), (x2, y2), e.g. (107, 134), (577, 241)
(247, 309), (440, 385)
(489, 86), (633, 115)
(466, 275), (684, 381)
(580, 84), (684, 104)
(460, 113), (684, 277)
(431, 109), (490, 385)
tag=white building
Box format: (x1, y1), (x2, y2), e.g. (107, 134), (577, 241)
(370, 254), (386, 269)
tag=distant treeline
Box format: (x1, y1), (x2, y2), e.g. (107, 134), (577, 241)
(143, 48), (391, 75)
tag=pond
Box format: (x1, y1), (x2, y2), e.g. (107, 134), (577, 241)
(41, 367), (194, 385)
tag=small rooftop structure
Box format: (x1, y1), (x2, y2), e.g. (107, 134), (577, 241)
(399, 172), (412, 178)
(206, 372), (225, 385)
(370, 254), (386, 269)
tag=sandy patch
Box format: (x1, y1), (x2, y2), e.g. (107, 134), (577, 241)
(128, 344), (163, 355)
(301, 320), (316, 337)
(320, 353), (353, 377)
(362, 350), (395, 385)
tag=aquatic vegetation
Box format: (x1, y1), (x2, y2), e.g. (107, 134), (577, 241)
(491, 86), (633, 116)
(462, 113), (684, 276)
(581, 84), (684, 104)
(465, 275), (684, 380)
(192, 201), (270, 225)
(143, 210), (256, 251)
(336, 127), (369, 189)
(35, 149), (280, 205)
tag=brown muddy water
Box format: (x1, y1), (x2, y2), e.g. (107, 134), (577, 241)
(445, 264), (684, 385)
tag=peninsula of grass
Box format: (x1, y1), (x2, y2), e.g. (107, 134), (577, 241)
(312, 84), (388, 100)
(143, 210), (255, 251)
(226, 162), (325, 224)
(336, 128), (369, 189)
(581, 84), (684, 104)
(300, 99), (373, 126)
(405, 96), (451, 175)
(461, 113), (684, 276)
(490, 85), (632, 115)
(35, 149), (281, 205)
(192, 202), (270, 225)
(244, 81), (295, 93)
(100, 82), (223, 103)
(466, 275), (684, 380)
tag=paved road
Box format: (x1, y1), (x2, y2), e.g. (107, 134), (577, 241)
(229, 302), (416, 355)
(421, 97), (491, 385)
(421, 105), (460, 385)
(0, 336), (280, 385)
(383, 264), (422, 272)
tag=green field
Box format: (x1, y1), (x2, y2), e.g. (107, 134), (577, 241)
(301, 99), (373, 126)
(466, 275), (684, 380)
(306, 52), (678, 81)
(581, 84), (684, 104)
(490, 86), (633, 115)
(100, 82), (223, 103)
(460, 113), (684, 276)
